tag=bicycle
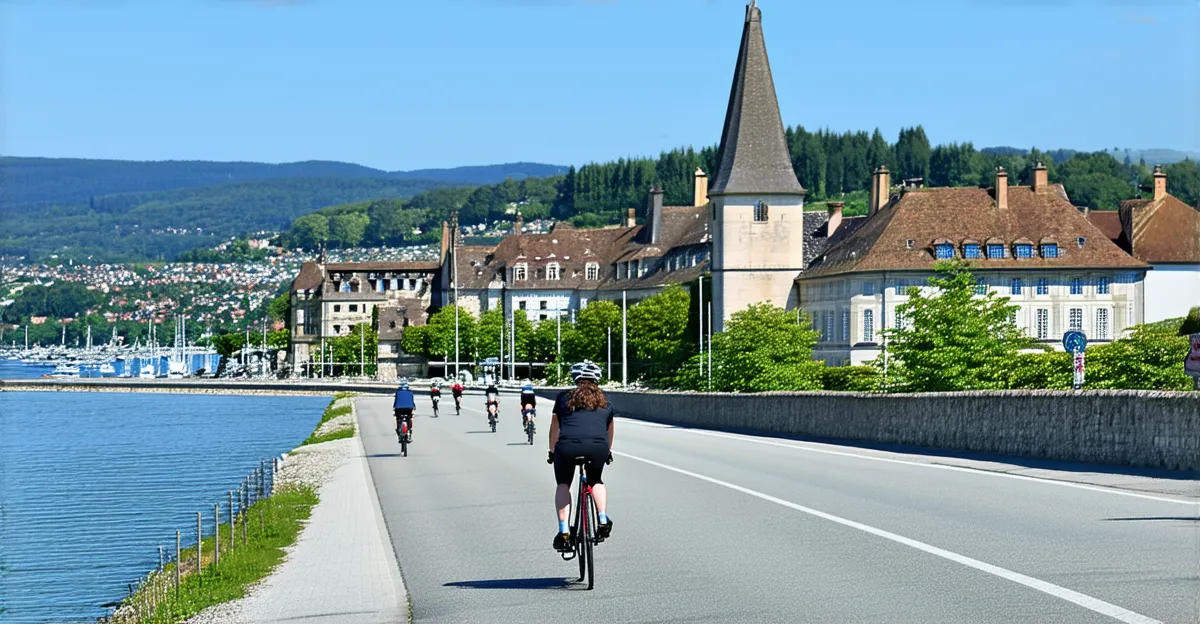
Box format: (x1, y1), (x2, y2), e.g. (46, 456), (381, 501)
(487, 402), (498, 433)
(395, 416), (412, 458)
(454, 395), (462, 415)
(431, 395), (440, 418)
(523, 408), (536, 445)
(547, 454), (609, 590)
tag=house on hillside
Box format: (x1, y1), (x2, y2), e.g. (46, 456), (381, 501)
(1086, 165), (1200, 323)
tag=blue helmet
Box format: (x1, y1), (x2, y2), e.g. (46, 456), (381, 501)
(522, 383), (534, 392)
(399, 379), (410, 390)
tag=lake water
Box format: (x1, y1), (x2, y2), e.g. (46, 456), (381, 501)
(0, 391), (329, 623)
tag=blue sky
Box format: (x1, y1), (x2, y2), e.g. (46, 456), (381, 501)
(2, 0), (1197, 171)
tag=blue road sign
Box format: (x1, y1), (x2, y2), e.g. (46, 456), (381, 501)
(1063, 330), (1087, 354)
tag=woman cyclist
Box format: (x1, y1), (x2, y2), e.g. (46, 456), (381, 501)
(548, 360), (614, 551)
(520, 383), (537, 427)
(451, 380), (464, 413)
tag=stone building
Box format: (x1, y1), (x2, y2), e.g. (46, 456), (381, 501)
(797, 165), (1149, 365)
(288, 258), (440, 379)
(1086, 166), (1200, 323)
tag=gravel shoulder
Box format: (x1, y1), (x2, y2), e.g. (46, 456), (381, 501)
(180, 398), (358, 624)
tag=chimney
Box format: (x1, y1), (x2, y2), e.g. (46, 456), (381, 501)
(826, 202), (844, 237)
(1032, 161), (1048, 193)
(648, 184), (664, 244)
(1153, 165), (1167, 201)
(626, 208), (637, 228)
(870, 165), (891, 215)
(995, 166), (1008, 210)
(693, 167), (708, 207)
(513, 212), (523, 236)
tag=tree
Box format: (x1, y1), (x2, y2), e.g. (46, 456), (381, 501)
(883, 260), (1033, 392)
(267, 329), (289, 348)
(1, 282), (103, 323)
(288, 213), (329, 250)
(627, 285), (690, 364)
(1083, 321), (1193, 390)
(319, 323), (378, 376)
(476, 308), (534, 361)
(267, 293), (291, 324)
(328, 213), (369, 248)
(673, 303), (823, 392)
(563, 300), (620, 364)
(400, 324), (431, 357)
(423, 305), (477, 363)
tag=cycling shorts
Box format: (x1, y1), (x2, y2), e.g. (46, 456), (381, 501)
(553, 439), (609, 486)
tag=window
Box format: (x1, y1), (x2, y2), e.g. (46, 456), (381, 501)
(987, 244), (1006, 259)
(863, 309), (875, 342)
(1015, 244), (1033, 259)
(514, 263), (528, 281)
(974, 279), (987, 295)
(518, 301), (527, 310)
(390, 343), (399, 354)
(539, 314), (548, 321)
(295, 309), (305, 326)
(963, 244), (981, 259)
(333, 305), (342, 313)
(754, 201), (769, 222)
(615, 263), (624, 280)
(863, 280), (875, 296)
(1069, 278), (1083, 295)
(1077, 237), (1086, 248)
(349, 280), (360, 293)
(539, 301), (548, 310)
(824, 313), (834, 341)
(349, 304), (358, 312)
(340, 282), (351, 293)
(1096, 308), (1109, 339)
(842, 311), (850, 341)
(1096, 276), (1109, 295)
(1036, 278), (1049, 295)
(586, 263), (599, 281)
(1011, 278), (1023, 295)
(1036, 309), (1049, 339)
(1069, 308), (1083, 332)
(935, 244), (954, 259)
(333, 324), (342, 335)
(1041, 243), (1059, 258)
(547, 263), (560, 281)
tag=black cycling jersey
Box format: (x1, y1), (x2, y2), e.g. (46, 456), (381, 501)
(520, 392), (537, 407)
(552, 390), (613, 443)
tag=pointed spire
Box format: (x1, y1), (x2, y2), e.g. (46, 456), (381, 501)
(709, 2), (804, 197)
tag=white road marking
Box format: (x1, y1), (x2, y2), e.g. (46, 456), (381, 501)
(615, 450), (1164, 624)
(619, 419), (1197, 506)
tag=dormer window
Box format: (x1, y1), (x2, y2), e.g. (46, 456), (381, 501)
(1077, 237), (1086, 248)
(547, 262), (560, 281)
(963, 244), (981, 259)
(987, 243), (1005, 259)
(754, 201), (769, 222)
(1041, 243), (1059, 258)
(1015, 244), (1033, 259)
(514, 263), (528, 281)
(586, 263), (599, 281)
(934, 243), (955, 260)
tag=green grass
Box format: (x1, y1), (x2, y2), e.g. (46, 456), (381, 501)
(317, 404), (352, 426)
(300, 425), (356, 447)
(117, 486), (319, 623)
(333, 391), (357, 400)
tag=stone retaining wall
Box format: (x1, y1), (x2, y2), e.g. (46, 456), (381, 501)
(585, 389), (1200, 472)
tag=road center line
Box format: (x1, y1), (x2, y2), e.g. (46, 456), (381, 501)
(614, 450), (1163, 624)
(619, 419), (1195, 506)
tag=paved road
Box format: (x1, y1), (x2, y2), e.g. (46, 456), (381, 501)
(360, 394), (1200, 624)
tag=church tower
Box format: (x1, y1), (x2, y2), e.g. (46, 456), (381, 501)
(709, 1), (805, 332)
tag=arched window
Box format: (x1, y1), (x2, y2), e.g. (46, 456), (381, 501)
(547, 262), (560, 281)
(585, 263), (599, 281)
(754, 201), (769, 222)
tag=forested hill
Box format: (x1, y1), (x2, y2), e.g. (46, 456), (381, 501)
(1, 157), (567, 210)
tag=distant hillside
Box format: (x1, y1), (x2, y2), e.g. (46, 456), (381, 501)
(0, 157), (567, 211)
(980, 147), (1199, 166)
(0, 176), (456, 262)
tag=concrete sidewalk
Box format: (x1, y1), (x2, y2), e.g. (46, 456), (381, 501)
(230, 429), (409, 624)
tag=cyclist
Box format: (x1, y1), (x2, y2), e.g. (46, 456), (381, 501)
(393, 379), (416, 441)
(430, 380), (441, 414)
(485, 381), (500, 419)
(548, 360), (614, 551)
(520, 383), (537, 427)
(451, 380), (464, 413)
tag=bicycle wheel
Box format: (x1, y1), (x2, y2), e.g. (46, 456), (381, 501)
(574, 481), (586, 582)
(527, 422), (534, 445)
(400, 435), (407, 457)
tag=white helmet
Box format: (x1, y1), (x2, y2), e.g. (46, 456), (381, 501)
(569, 360), (602, 383)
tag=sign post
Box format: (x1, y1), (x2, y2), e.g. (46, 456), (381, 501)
(1185, 332), (1200, 390)
(1062, 330), (1088, 390)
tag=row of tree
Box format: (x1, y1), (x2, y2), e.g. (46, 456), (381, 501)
(278, 127), (1200, 251)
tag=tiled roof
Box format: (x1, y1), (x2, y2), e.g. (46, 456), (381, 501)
(452, 245), (502, 290)
(800, 184), (1147, 280)
(1117, 195), (1200, 263)
(1085, 210), (1127, 249)
(799, 211), (869, 268)
(291, 261), (323, 291)
(616, 205), (710, 262)
(708, 4), (804, 197)
(324, 261), (440, 272)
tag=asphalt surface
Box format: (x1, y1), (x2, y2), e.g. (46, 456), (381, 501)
(360, 393), (1200, 624)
